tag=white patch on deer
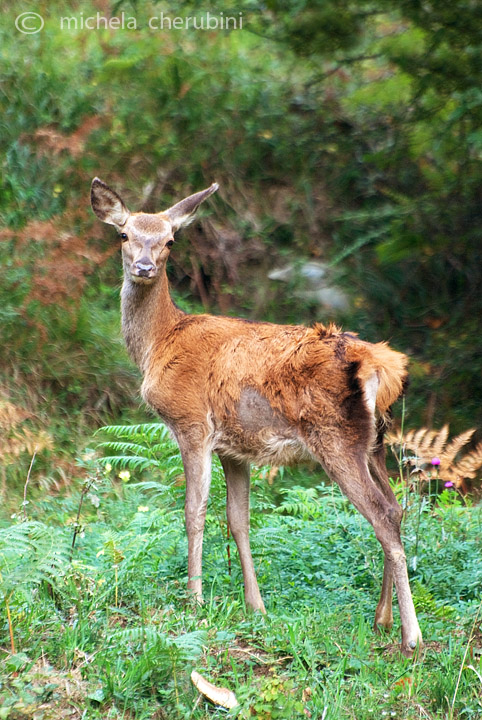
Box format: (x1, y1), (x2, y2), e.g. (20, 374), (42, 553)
(364, 372), (379, 416)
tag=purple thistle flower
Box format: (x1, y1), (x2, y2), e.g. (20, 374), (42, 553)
(431, 457), (441, 466)
(444, 481), (454, 488)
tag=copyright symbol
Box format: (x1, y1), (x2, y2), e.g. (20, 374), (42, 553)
(15, 12), (44, 34)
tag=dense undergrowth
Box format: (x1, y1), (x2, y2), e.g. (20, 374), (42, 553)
(0, 424), (481, 719)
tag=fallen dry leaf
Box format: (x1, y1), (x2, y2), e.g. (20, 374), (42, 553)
(191, 670), (239, 709)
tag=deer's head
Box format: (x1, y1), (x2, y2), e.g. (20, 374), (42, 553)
(91, 178), (218, 284)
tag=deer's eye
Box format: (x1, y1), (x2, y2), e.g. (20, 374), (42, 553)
(120, 232), (128, 241)
(166, 239), (174, 248)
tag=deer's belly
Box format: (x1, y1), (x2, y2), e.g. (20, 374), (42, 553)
(212, 429), (312, 466)
(211, 387), (311, 466)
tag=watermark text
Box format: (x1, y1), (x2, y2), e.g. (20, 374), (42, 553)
(15, 11), (243, 34)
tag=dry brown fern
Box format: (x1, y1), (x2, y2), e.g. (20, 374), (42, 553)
(0, 387), (54, 499)
(0, 397), (31, 432)
(388, 425), (482, 493)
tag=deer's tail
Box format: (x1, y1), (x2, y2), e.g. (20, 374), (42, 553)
(345, 340), (408, 416)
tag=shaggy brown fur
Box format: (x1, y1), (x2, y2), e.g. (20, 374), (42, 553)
(91, 178), (422, 656)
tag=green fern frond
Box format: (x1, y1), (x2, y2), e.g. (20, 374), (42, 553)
(97, 422), (172, 443)
(97, 441), (148, 454)
(0, 522), (71, 597)
(96, 421), (184, 481)
(112, 626), (206, 655)
(276, 486), (321, 520)
(97, 440), (162, 457)
(149, 442), (177, 456)
(99, 455), (162, 471)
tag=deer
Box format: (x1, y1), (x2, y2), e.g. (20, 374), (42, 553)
(91, 177), (423, 656)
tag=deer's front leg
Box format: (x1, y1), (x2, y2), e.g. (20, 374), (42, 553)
(220, 455), (266, 613)
(180, 443), (212, 602)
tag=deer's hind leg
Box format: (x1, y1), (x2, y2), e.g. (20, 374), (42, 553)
(368, 419), (401, 633)
(329, 451), (421, 655)
(305, 419), (422, 656)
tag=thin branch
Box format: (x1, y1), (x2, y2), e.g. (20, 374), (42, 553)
(23, 450), (37, 522)
(306, 53), (382, 86)
(70, 475), (97, 561)
(5, 597), (15, 654)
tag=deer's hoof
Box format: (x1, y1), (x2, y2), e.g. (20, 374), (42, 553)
(373, 619), (393, 635)
(400, 636), (423, 658)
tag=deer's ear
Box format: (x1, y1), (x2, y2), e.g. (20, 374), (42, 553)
(164, 183), (218, 232)
(91, 178), (130, 227)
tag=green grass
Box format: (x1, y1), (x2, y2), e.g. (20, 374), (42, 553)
(1, 425), (481, 719)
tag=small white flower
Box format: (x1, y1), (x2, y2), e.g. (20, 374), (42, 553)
(137, 506), (149, 513)
(88, 493), (100, 508)
(119, 470), (131, 482)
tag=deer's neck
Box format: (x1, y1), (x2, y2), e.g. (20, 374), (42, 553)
(120, 269), (182, 373)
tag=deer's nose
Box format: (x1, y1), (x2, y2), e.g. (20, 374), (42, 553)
(134, 260), (156, 277)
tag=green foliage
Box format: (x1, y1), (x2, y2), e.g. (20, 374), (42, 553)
(0, 521), (71, 602)
(0, 416), (482, 716)
(238, 670), (306, 718)
(96, 421), (183, 475)
(96, 626), (206, 709)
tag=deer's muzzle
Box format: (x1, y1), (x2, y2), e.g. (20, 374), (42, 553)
(132, 260), (157, 281)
